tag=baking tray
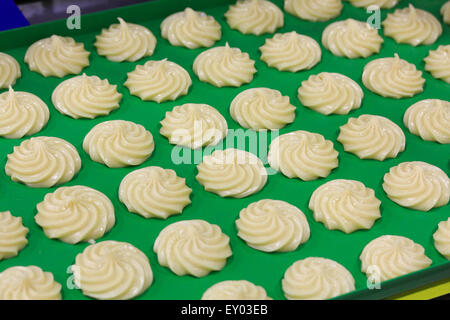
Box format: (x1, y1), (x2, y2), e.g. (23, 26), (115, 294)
(0, 0), (448, 300)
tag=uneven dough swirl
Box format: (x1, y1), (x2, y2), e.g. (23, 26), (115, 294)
(346, 0), (399, 9)
(95, 17), (156, 62)
(161, 8), (221, 49)
(284, 0), (342, 22)
(297, 72), (363, 115)
(202, 280), (271, 300)
(259, 31), (321, 72)
(403, 99), (450, 144)
(268, 130), (339, 181)
(119, 166), (192, 219)
(73, 240), (153, 300)
(383, 4), (443, 46)
(35, 186), (115, 244)
(382, 161), (450, 211)
(322, 19), (383, 59)
(193, 43), (256, 87)
(433, 218), (450, 259)
(230, 88), (296, 130)
(362, 54), (425, 99)
(5, 136), (81, 188)
(24, 35), (89, 77)
(52, 73), (122, 119)
(225, 0), (284, 35)
(83, 120), (154, 168)
(424, 45), (450, 84)
(309, 180), (381, 234)
(125, 59), (191, 102)
(360, 235), (432, 282)
(160, 103), (228, 149)
(282, 257), (355, 300)
(0, 266), (61, 300)
(0, 86), (49, 139)
(196, 148), (267, 198)
(442, 1), (450, 24)
(153, 220), (232, 277)
(236, 199), (310, 252)
(0, 52), (20, 88)
(338, 114), (406, 161)
(0, 211), (28, 261)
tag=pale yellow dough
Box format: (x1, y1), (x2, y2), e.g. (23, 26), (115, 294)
(202, 280), (271, 300)
(346, 0), (399, 9)
(424, 45), (450, 84)
(0, 211), (28, 261)
(433, 218), (450, 259)
(284, 0), (343, 22)
(0, 52), (20, 88)
(442, 1), (450, 24)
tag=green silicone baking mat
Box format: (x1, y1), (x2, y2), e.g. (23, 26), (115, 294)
(0, 0), (449, 300)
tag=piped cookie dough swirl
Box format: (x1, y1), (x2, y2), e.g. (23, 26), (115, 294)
(5, 136), (81, 188)
(35, 186), (115, 244)
(403, 99), (450, 144)
(119, 166), (192, 219)
(196, 148), (267, 198)
(161, 8), (221, 49)
(225, 0), (284, 35)
(338, 114), (406, 160)
(382, 161), (450, 211)
(236, 199), (310, 252)
(284, 0), (343, 22)
(382, 4), (443, 46)
(259, 32), (321, 72)
(25, 35), (90, 77)
(0, 211), (28, 261)
(346, 0), (399, 9)
(52, 74), (122, 119)
(0, 52), (20, 88)
(322, 19), (383, 59)
(424, 45), (450, 84)
(297, 72), (363, 115)
(95, 17), (156, 62)
(153, 220), (232, 277)
(0, 87), (49, 139)
(362, 54), (425, 99)
(202, 280), (271, 300)
(230, 88), (296, 130)
(433, 218), (450, 259)
(193, 43), (256, 87)
(83, 120), (154, 168)
(360, 235), (432, 282)
(442, 1), (450, 24)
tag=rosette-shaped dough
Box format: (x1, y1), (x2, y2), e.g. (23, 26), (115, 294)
(0, 266), (62, 300)
(0, 52), (20, 88)
(161, 8), (221, 49)
(338, 114), (406, 160)
(424, 45), (450, 84)
(35, 186), (115, 244)
(383, 4), (442, 46)
(297, 72), (363, 115)
(259, 31), (321, 72)
(202, 280), (271, 300)
(309, 180), (381, 233)
(0, 86), (49, 139)
(284, 0), (342, 22)
(322, 19), (383, 59)
(360, 235), (432, 282)
(160, 103), (228, 149)
(225, 0), (283, 35)
(282, 257), (355, 300)
(268, 130), (339, 181)
(125, 59), (191, 102)
(362, 54), (425, 99)
(236, 199), (310, 252)
(83, 120), (154, 168)
(442, 1), (450, 24)
(52, 74), (122, 119)
(403, 99), (450, 144)
(193, 43), (256, 87)
(230, 88), (296, 130)
(0, 211), (28, 261)
(119, 166), (192, 219)
(346, 0), (399, 9)
(24, 35), (89, 77)
(196, 148), (267, 198)
(433, 218), (450, 259)
(153, 220), (232, 277)
(5, 136), (81, 188)
(382, 161), (450, 211)
(95, 17), (156, 62)
(73, 240), (153, 300)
